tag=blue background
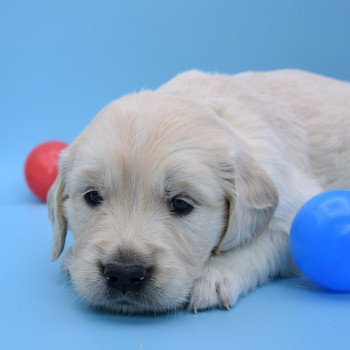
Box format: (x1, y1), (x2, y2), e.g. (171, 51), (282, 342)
(1, 1), (350, 349)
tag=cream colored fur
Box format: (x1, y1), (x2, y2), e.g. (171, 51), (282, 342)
(48, 70), (350, 313)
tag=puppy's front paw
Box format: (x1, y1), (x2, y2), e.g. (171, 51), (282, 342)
(188, 265), (240, 313)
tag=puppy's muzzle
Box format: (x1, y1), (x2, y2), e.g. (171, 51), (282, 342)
(102, 263), (151, 294)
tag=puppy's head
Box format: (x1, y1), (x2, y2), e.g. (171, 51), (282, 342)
(48, 92), (278, 313)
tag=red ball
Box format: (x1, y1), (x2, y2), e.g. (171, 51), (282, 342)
(25, 141), (68, 202)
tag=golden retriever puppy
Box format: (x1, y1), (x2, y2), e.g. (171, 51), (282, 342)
(48, 70), (350, 313)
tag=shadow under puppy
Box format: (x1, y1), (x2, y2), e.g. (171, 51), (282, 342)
(48, 70), (350, 313)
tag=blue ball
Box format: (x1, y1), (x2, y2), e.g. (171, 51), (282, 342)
(290, 190), (350, 291)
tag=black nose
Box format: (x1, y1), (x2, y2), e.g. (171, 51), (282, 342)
(103, 263), (149, 293)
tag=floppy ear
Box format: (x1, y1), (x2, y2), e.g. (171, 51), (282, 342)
(47, 173), (68, 261)
(216, 153), (279, 253)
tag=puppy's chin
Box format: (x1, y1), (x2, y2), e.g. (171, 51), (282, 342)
(100, 301), (152, 315)
(93, 294), (188, 315)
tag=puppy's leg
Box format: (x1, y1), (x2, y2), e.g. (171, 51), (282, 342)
(188, 229), (295, 312)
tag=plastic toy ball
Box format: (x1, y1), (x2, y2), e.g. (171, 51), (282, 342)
(25, 141), (68, 202)
(290, 190), (350, 291)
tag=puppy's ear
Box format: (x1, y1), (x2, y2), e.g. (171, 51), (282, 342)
(217, 153), (279, 253)
(48, 173), (68, 261)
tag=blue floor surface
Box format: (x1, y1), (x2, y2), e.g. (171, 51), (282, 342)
(1, 199), (350, 350)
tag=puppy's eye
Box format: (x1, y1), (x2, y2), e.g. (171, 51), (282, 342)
(84, 191), (103, 207)
(170, 197), (194, 216)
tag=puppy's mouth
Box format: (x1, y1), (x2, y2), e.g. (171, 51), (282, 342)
(106, 293), (138, 306)
(105, 285), (146, 303)
(101, 286), (162, 313)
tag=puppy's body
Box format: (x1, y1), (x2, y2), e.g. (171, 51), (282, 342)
(49, 70), (350, 313)
(161, 70), (350, 190)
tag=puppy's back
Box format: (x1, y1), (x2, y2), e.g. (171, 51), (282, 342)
(159, 69), (350, 189)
